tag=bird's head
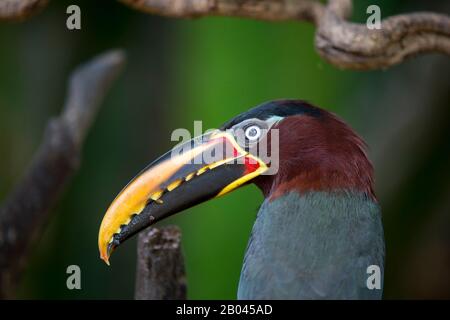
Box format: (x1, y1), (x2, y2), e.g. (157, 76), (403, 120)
(98, 99), (375, 264)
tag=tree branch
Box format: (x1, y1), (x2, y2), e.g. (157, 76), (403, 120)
(4, 1), (448, 69)
(118, 0), (324, 23)
(135, 226), (187, 300)
(315, 0), (450, 69)
(118, 0), (450, 70)
(0, 49), (126, 298)
(0, 0), (48, 21)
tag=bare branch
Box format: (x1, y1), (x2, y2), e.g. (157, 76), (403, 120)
(135, 226), (187, 300)
(118, 0), (325, 23)
(118, 0), (450, 70)
(0, 0), (48, 21)
(316, 1), (450, 69)
(0, 49), (126, 298)
(3, 0), (448, 69)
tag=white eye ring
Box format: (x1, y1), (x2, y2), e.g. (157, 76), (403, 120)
(244, 125), (262, 142)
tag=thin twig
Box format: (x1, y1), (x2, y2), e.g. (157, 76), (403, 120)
(0, 49), (126, 298)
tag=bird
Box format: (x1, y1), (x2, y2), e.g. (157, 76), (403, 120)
(98, 99), (385, 299)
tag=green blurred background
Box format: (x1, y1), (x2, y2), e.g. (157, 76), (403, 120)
(0, 0), (449, 299)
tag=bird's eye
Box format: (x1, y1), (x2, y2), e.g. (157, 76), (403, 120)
(244, 125), (262, 142)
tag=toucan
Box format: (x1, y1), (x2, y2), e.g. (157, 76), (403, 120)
(98, 99), (385, 299)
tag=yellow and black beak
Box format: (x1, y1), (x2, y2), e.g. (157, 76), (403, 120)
(98, 130), (268, 265)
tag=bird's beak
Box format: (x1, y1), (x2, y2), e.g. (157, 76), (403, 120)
(98, 130), (268, 265)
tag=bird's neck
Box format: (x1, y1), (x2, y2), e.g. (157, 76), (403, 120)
(254, 114), (376, 201)
(238, 190), (384, 299)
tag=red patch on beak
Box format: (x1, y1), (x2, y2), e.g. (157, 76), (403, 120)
(244, 156), (260, 174)
(210, 135), (260, 174)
